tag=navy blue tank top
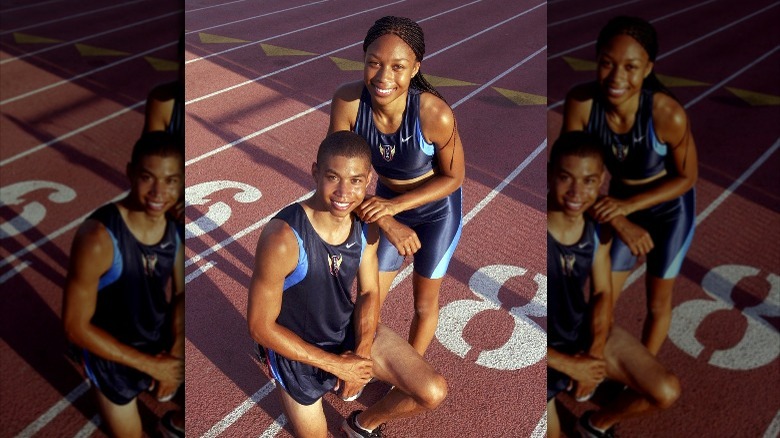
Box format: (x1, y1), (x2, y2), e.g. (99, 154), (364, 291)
(547, 218), (598, 354)
(274, 203), (365, 348)
(89, 203), (179, 353)
(354, 86), (436, 180)
(587, 85), (668, 180)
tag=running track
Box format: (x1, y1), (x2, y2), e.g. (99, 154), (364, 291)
(547, 0), (780, 436)
(183, 0), (547, 437)
(1, 0), (182, 436)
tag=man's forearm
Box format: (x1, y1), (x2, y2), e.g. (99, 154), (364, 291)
(169, 292), (185, 358)
(353, 290), (380, 358)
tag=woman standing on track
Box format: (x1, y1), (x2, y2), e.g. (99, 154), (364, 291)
(328, 16), (465, 356)
(561, 16), (698, 355)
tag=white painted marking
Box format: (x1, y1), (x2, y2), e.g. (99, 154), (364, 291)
(0, 0), (145, 36)
(531, 411), (547, 438)
(199, 381), (276, 438)
(0, 261), (31, 284)
(764, 410), (780, 438)
(259, 414), (287, 437)
(72, 415), (101, 438)
(186, 1), (329, 34)
(547, 0), (641, 27)
(13, 380), (90, 438)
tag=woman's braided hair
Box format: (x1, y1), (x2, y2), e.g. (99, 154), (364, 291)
(596, 15), (676, 99)
(363, 16), (458, 167)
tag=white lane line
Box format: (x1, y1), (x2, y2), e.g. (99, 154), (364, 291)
(258, 414), (287, 438)
(1, 0), (65, 14)
(1, 40), (177, 106)
(12, 380), (91, 438)
(0, 0), (146, 36)
(0, 192), (127, 270)
(0, 261), (30, 284)
(186, 0), (256, 14)
(547, 0), (641, 28)
(185, 0), (329, 35)
(1, 11), (180, 65)
(72, 415), (101, 438)
(199, 381), (276, 438)
(0, 101), (144, 167)
(185, 0), (408, 65)
(547, 1), (773, 110)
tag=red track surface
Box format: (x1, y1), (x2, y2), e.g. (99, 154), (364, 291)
(183, 0), (547, 437)
(1, 0), (181, 436)
(547, 0), (780, 436)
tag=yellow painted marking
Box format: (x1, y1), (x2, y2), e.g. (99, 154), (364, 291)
(656, 74), (708, 87)
(145, 56), (179, 71)
(422, 74), (477, 87)
(493, 87), (547, 105)
(726, 87), (780, 106)
(260, 44), (315, 56)
(13, 33), (62, 44)
(198, 33), (249, 44)
(75, 44), (129, 57)
(330, 56), (364, 71)
(563, 56), (597, 71)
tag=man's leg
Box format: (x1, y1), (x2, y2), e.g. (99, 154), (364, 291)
(277, 388), (328, 438)
(643, 276), (675, 355)
(588, 327), (680, 431)
(94, 389), (142, 438)
(353, 324), (447, 431)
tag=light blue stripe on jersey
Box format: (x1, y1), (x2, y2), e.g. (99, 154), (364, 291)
(97, 228), (122, 290)
(283, 227), (308, 290)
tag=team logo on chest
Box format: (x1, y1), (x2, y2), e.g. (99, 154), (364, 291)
(379, 144), (396, 162)
(611, 142), (629, 162)
(328, 253), (343, 276)
(142, 252), (158, 277)
(560, 253), (576, 277)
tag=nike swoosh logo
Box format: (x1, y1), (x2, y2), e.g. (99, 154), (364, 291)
(578, 242), (589, 249)
(633, 135), (645, 143)
(401, 134), (413, 142)
(346, 242), (357, 249)
(161, 242), (172, 249)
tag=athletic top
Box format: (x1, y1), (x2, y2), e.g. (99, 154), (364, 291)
(168, 81), (183, 138)
(355, 86), (436, 180)
(89, 203), (180, 353)
(587, 85), (667, 180)
(547, 218), (598, 354)
(274, 203), (366, 348)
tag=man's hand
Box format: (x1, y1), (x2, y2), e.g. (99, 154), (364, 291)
(153, 353), (184, 401)
(147, 353), (184, 386)
(331, 352), (372, 387)
(568, 354), (606, 394)
(611, 216), (654, 256)
(375, 216), (421, 256)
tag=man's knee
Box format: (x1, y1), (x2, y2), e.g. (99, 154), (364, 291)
(652, 372), (681, 410)
(418, 372), (448, 410)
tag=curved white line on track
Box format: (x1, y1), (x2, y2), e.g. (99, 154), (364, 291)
(0, 11), (180, 65)
(0, 0), (146, 36)
(547, 1), (778, 110)
(0, 101), (145, 167)
(185, 0), (329, 35)
(764, 410), (780, 438)
(185, 0), (408, 65)
(531, 410), (547, 437)
(12, 380), (90, 438)
(0, 41), (176, 106)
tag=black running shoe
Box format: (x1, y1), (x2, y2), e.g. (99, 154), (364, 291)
(576, 411), (615, 438)
(341, 410), (384, 437)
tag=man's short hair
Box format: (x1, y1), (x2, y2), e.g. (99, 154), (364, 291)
(549, 131), (605, 170)
(130, 131), (183, 167)
(316, 131), (371, 167)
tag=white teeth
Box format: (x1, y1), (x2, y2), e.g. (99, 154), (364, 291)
(333, 201), (349, 209)
(374, 85), (393, 96)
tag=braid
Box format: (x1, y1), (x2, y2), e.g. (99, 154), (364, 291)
(596, 15), (677, 100)
(363, 16), (459, 169)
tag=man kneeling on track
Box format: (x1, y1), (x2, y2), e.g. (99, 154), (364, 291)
(248, 131), (447, 438)
(546, 132), (681, 438)
(63, 131), (185, 437)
